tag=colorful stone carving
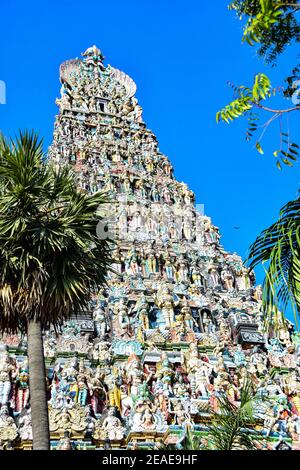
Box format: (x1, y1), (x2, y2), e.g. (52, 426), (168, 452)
(1, 46), (300, 450)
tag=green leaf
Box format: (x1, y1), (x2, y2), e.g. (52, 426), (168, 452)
(255, 142), (264, 154)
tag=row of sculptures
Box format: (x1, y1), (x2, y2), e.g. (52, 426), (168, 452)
(0, 46), (289, 450)
(107, 243), (253, 290)
(1, 323), (300, 447)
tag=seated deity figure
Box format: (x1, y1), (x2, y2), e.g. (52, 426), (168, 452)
(0, 351), (15, 407)
(0, 405), (18, 441)
(139, 408), (157, 430)
(101, 406), (125, 440)
(18, 408), (33, 441)
(250, 349), (268, 376)
(171, 400), (192, 426)
(275, 314), (292, 348)
(173, 373), (189, 399)
(264, 378), (286, 400)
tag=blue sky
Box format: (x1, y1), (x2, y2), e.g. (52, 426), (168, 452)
(1, 0), (300, 290)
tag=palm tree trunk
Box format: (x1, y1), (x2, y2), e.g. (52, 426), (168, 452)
(27, 319), (50, 450)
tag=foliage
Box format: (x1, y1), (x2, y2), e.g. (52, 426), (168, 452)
(247, 195), (300, 329)
(176, 424), (202, 450)
(206, 380), (263, 450)
(217, 0), (300, 166)
(0, 131), (112, 332)
(229, 0), (300, 61)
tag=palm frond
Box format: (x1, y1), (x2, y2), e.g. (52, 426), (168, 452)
(0, 131), (113, 332)
(247, 196), (300, 330)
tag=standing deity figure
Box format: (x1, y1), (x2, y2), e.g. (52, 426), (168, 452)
(156, 352), (174, 397)
(146, 249), (158, 275)
(202, 311), (215, 334)
(190, 262), (204, 287)
(207, 266), (221, 289)
(193, 361), (212, 398)
(0, 352), (15, 406)
(125, 354), (145, 398)
(114, 299), (135, 337)
(162, 185), (171, 204)
(134, 296), (150, 330)
(63, 357), (79, 404)
(89, 367), (106, 415)
(121, 176), (132, 194)
(155, 286), (177, 328)
(186, 342), (211, 398)
(164, 256), (175, 281)
(180, 298), (196, 331)
(235, 267), (250, 291)
(176, 259), (189, 283)
(15, 359), (30, 414)
(220, 268), (235, 290)
(103, 367), (121, 411)
(130, 210), (144, 233)
(93, 303), (109, 339)
(204, 219), (220, 244)
(77, 360), (91, 407)
(125, 248), (140, 276)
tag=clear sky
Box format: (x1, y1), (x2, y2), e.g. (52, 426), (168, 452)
(1, 0), (300, 291)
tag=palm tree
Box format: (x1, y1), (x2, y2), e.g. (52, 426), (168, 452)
(247, 196), (300, 331)
(206, 380), (263, 450)
(0, 131), (112, 449)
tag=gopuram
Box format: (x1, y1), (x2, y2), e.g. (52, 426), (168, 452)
(0, 45), (300, 450)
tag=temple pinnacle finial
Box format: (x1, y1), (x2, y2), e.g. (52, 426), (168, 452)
(82, 45), (105, 70)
